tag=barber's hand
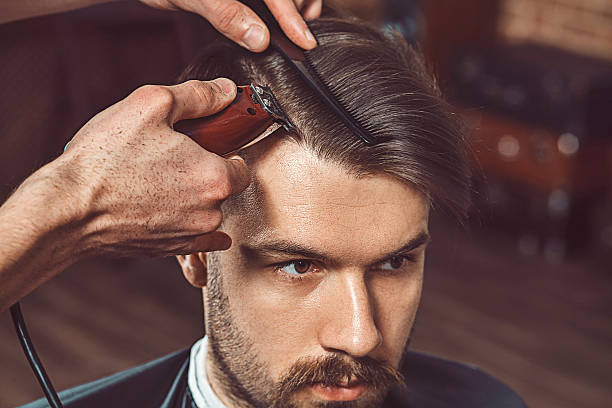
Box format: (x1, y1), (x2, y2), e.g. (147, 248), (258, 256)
(59, 78), (250, 257)
(140, 0), (321, 51)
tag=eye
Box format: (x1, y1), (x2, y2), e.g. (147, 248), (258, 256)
(278, 260), (314, 276)
(379, 256), (410, 271)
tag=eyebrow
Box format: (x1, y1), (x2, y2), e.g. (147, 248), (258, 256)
(240, 231), (431, 266)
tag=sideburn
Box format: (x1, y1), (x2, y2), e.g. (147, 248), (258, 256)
(205, 252), (274, 408)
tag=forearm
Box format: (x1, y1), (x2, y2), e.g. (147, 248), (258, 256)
(0, 0), (119, 24)
(0, 159), (89, 312)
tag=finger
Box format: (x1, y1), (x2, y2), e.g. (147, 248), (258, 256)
(191, 231), (233, 252)
(195, 0), (270, 52)
(264, 0), (317, 50)
(168, 78), (237, 123)
(224, 156), (251, 195)
(300, 0), (322, 21)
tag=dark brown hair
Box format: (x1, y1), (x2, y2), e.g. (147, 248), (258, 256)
(179, 17), (471, 220)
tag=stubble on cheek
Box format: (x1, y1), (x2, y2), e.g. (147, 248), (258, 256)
(205, 252), (277, 408)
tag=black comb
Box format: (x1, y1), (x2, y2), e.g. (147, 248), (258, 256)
(240, 0), (378, 145)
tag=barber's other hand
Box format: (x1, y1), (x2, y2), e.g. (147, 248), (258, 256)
(140, 0), (321, 51)
(59, 78), (250, 257)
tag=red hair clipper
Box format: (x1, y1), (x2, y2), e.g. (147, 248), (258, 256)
(174, 83), (293, 156)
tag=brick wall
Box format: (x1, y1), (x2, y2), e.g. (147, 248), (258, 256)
(499, 0), (612, 62)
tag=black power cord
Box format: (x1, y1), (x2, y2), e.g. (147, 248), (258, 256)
(10, 302), (64, 408)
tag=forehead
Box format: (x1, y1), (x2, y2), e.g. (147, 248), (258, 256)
(228, 138), (429, 263)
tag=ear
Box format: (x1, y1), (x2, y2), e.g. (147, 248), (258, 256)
(176, 253), (208, 288)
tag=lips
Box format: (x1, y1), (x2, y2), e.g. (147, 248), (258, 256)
(310, 382), (368, 401)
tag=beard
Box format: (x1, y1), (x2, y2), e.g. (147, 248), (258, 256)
(204, 253), (408, 408)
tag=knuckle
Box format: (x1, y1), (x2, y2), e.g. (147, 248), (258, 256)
(203, 209), (224, 231)
(132, 85), (175, 114)
(214, 2), (245, 33)
(202, 163), (233, 201)
(212, 173), (233, 201)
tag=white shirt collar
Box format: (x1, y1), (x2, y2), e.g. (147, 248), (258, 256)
(188, 336), (227, 408)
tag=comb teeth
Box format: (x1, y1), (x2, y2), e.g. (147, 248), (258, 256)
(300, 52), (379, 146)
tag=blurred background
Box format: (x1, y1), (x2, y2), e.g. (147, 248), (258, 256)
(0, 0), (610, 407)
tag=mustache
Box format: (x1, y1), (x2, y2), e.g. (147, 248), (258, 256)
(275, 354), (406, 398)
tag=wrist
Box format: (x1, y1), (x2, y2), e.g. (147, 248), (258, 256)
(11, 157), (96, 263)
(0, 157), (97, 309)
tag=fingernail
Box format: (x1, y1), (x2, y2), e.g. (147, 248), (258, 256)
(304, 28), (317, 48)
(213, 78), (235, 95)
(242, 24), (266, 51)
(211, 233), (232, 251)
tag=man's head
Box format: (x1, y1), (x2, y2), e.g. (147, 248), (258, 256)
(177, 15), (470, 408)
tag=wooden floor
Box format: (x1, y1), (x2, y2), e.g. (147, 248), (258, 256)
(1, 222), (610, 407)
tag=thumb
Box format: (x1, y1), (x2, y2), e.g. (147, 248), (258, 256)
(169, 78), (237, 123)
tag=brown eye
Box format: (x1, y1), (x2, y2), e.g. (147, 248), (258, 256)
(390, 256), (404, 269)
(280, 260), (313, 276)
(391, 256), (404, 269)
(294, 260), (312, 274)
(380, 256), (406, 271)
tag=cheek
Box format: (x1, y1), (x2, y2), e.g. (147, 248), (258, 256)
(222, 255), (321, 378)
(371, 268), (423, 365)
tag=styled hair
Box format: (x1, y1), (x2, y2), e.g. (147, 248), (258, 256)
(179, 16), (471, 220)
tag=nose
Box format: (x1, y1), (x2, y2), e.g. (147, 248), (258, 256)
(317, 272), (382, 357)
